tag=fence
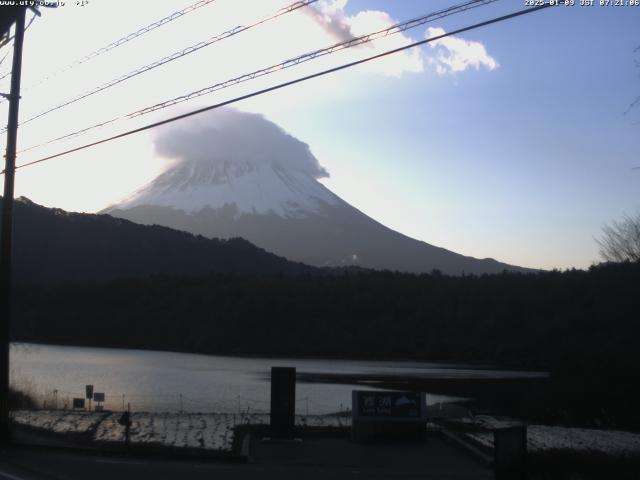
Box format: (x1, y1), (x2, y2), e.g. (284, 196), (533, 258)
(18, 387), (349, 417)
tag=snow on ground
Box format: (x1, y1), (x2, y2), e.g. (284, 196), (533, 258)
(463, 421), (640, 456)
(296, 414), (351, 428)
(469, 415), (523, 430)
(13, 411), (349, 452)
(94, 413), (238, 451)
(19, 410), (640, 457)
(12, 410), (106, 435)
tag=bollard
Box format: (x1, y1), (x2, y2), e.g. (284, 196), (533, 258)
(270, 367), (296, 439)
(118, 403), (132, 446)
(494, 425), (527, 480)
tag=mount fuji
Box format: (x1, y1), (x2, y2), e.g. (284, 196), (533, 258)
(103, 109), (528, 275)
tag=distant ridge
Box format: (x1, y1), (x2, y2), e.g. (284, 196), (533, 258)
(5, 196), (315, 286)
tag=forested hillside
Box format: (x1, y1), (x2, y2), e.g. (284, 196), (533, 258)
(12, 261), (640, 428)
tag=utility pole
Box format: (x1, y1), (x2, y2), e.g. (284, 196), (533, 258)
(0, 8), (26, 445)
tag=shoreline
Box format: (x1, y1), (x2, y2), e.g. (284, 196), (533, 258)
(10, 341), (550, 373)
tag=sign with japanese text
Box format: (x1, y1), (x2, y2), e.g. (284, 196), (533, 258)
(352, 391), (425, 421)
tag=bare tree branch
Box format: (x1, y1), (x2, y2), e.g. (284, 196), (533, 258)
(597, 212), (640, 263)
(627, 45), (640, 114)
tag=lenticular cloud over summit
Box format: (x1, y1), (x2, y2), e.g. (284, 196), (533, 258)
(114, 108), (338, 218)
(153, 108), (329, 180)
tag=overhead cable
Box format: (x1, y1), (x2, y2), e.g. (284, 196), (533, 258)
(9, 0), (318, 130)
(0, 12), (37, 83)
(131, 0), (499, 118)
(5, 2), (554, 175)
(17, 0), (498, 152)
(22, 0), (220, 91)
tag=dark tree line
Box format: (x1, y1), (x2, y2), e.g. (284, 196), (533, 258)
(11, 260), (640, 428)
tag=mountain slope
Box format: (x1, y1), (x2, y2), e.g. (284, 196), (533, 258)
(103, 109), (530, 275)
(4, 197), (314, 286)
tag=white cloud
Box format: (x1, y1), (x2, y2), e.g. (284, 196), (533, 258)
(153, 108), (329, 179)
(306, 1), (424, 77)
(345, 10), (423, 77)
(318, 0), (349, 14)
(425, 26), (498, 75)
(306, 0), (353, 42)
(10, 0), (426, 212)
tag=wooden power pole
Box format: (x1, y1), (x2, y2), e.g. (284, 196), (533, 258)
(0, 7), (26, 444)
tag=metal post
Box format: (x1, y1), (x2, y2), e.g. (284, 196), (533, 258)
(0, 8), (26, 445)
(125, 402), (130, 445)
(270, 367), (296, 439)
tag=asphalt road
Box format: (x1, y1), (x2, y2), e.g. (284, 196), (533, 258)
(0, 437), (493, 480)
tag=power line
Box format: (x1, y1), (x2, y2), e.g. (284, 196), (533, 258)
(0, 12), (37, 83)
(7, 3), (554, 174)
(0, 22), (15, 80)
(0, 34), (10, 51)
(0, 66), (12, 83)
(21, 3), (555, 170)
(22, 0), (220, 92)
(10, 0), (318, 131)
(130, 0), (499, 118)
(0, 10), (37, 47)
(18, 0), (498, 153)
(0, 46), (12, 69)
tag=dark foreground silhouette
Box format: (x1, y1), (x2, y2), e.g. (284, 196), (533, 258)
(11, 261), (640, 430)
(3, 196), (316, 286)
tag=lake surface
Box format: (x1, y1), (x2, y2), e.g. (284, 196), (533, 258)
(10, 343), (545, 415)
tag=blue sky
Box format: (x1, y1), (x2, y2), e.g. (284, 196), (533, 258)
(1, 0), (638, 270)
(254, 1), (640, 269)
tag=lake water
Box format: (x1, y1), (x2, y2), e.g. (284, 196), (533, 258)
(10, 343), (545, 415)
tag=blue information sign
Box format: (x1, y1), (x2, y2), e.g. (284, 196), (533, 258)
(353, 391), (424, 420)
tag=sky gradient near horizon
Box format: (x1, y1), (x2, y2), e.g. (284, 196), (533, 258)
(0, 0), (638, 270)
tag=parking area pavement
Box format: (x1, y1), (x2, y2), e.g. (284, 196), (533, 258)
(0, 435), (493, 480)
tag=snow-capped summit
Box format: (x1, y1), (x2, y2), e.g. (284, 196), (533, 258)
(116, 110), (340, 218)
(104, 109), (529, 274)
(117, 157), (341, 218)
